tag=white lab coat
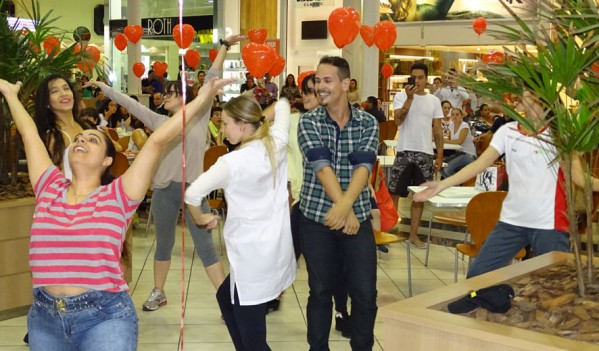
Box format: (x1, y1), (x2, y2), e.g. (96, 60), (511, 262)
(185, 101), (296, 305)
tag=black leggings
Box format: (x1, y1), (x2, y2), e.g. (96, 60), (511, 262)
(216, 275), (271, 351)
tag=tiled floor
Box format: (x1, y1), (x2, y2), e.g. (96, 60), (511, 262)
(0, 198), (468, 350)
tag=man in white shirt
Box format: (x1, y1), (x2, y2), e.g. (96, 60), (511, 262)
(389, 62), (444, 249)
(434, 68), (470, 110)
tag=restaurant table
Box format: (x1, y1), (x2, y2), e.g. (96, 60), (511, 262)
(408, 186), (480, 208)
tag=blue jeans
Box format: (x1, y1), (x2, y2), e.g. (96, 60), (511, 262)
(467, 221), (570, 278)
(300, 215), (377, 351)
(216, 275), (270, 351)
(27, 288), (137, 351)
(441, 152), (476, 178)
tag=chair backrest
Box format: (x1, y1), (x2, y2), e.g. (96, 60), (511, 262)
(110, 152), (130, 178)
(465, 191), (508, 250)
(106, 128), (119, 142)
(475, 132), (493, 156)
(203, 145), (228, 172)
(379, 120), (397, 143)
(117, 136), (130, 151)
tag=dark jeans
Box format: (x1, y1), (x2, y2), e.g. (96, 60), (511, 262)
(293, 203), (349, 314)
(216, 275), (270, 351)
(300, 215), (378, 351)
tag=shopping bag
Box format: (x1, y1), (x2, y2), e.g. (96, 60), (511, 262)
(372, 163), (399, 232)
(475, 164), (507, 191)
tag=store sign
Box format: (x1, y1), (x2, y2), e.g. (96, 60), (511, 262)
(109, 15), (212, 39)
(380, 0), (537, 22)
(295, 0), (334, 8)
(265, 39), (280, 55)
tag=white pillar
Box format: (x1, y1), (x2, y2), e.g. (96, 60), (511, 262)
(361, 0), (379, 101)
(127, 0), (142, 94)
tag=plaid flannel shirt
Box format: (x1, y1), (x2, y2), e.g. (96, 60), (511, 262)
(298, 105), (379, 224)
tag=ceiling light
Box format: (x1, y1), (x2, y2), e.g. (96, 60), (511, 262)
(389, 55), (434, 61)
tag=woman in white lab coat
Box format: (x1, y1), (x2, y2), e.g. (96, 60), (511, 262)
(185, 96), (296, 351)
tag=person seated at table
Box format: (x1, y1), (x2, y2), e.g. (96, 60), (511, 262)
(441, 107), (477, 179)
(208, 106), (223, 146)
(414, 88), (599, 278)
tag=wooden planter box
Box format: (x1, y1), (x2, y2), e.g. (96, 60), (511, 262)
(0, 197), (35, 316)
(379, 252), (595, 351)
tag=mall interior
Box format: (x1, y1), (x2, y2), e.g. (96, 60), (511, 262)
(0, 0), (597, 350)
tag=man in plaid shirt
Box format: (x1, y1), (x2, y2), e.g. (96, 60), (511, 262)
(298, 56), (379, 350)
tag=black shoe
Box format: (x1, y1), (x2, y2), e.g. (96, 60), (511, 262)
(23, 332), (28, 344)
(335, 312), (351, 338)
(377, 244), (389, 253)
(265, 298), (280, 315)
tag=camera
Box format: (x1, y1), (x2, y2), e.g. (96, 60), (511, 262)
(407, 76), (416, 86)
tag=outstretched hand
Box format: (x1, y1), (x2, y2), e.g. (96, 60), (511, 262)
(0, 79), (22, 97)
(198, 77), (237, 98)
(225, 34), (248, 45)
(82, 81), (103, 89)
(412, 181), (445, 202)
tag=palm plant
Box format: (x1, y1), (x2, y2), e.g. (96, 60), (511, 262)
(460, 0), (599, 296)
(0, 0), (105, 187)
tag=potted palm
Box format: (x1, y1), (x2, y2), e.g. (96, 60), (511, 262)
(380, 0), (599, 349)
(0, 0), (106, 315)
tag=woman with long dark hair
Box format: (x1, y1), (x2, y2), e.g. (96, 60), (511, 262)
(280, 73), (300, 102)
(0, 76), (231, 351)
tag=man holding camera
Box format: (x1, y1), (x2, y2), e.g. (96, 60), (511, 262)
(389, 62), (444, 249)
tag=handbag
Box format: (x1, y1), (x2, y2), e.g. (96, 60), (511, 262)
(372, 162), (399, 232)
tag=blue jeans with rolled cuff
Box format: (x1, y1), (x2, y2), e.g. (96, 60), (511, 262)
(27, 288), (137, 351)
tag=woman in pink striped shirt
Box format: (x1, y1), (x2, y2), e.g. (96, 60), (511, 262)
(0, 77), (232, 351)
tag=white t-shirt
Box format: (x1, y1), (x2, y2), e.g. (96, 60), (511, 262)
(434, 86), (469, 109)
(490, 121), (567, 231)
(449, 121), (476, 156)
(393, 91), (443, 155)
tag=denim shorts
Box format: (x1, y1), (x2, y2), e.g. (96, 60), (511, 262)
(27, 288), (137, 351)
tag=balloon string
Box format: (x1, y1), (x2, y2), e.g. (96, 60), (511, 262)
(177, 1), (186, 350)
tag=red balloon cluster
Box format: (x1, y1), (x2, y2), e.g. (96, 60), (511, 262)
(473, 17), (487, 35)
(75, 44), (101, 73)
(173, 24), (195, 49)
(153, 62), (168, 77)
(381, 63), (394, 78)
(327, 7), (397, 51)
(185, 49), (201, 69)
(133, 62), (145, 78)
(43, 36), (60, 55)
(481, 51), (505, 64)
(124, 25), (143, 43)
(328, 7), (361, 49)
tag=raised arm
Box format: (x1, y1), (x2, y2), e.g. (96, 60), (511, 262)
(0, 80), (52, 186)
(121, 78), (235, 200)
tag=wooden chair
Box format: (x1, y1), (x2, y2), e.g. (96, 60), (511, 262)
(117, 135), (130, 151)
(203, 145), (229, 255)
(378, 120), (398, 154)
(475, 132), (493, 156)
(109, 152), (129, 178)
(455, 191), (526, 282)
(106, 128), (119, 142)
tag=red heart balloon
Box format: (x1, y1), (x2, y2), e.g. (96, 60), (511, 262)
(592, 62), (599, 73)
(124, 25), (143, 43)
(133, 62), (145, 78)
(85, 45), (101, 64)
(481, 52), (494, 63)
(360, 25), (375, 47)
(173, 24), (195, 49)
(297, 70), (316, 89)
(209, 48), (218, 62)
(114, 33), (128, 51)
(78, 62), (94, 73)
(73, 43), (82, 54)
(43, 36), (60, 55)
(374, 21), (397, 51)
(473, 17), (487, 35)
(268, 56), (286, 77)
(153, 61), (168, 77)
(491, 51), (505, 64)
(185, 49), (201, 69)
(381, 63), (393, 79)
(328, 7), (360, 49)
(241, 42), (276, 78)
(248, 28), (267, 44)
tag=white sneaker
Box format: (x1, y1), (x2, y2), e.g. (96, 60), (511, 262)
(142, 288), (167, 311)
